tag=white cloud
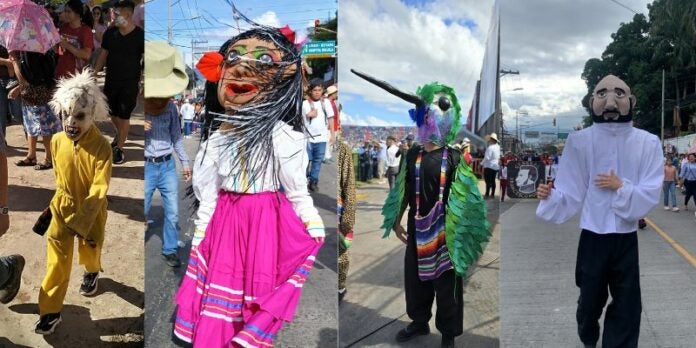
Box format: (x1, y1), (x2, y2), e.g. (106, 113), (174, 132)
(339, 0), (494, 116)
(341, 112), (410, 127)
(253, 11), (281, 28)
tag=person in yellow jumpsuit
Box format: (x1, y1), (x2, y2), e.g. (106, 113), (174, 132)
(35, 70), (112, 335)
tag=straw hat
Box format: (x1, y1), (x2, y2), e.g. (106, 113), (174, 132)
(326, 85), (338, 96)
(488, 133), (498, 142)
(144, 41), (189, 98)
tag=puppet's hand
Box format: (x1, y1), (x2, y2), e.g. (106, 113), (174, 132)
(394, 224), (407, 244)
(182, 166), (192, 183)
(313, 237), (324, 243)
(594, 170), (623, 190)
(537, 183), (551, 200)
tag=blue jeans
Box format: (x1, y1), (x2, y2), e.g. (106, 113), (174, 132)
(663, 181), (676, 207)
(183, 121), (192, 136)
(144, 157), (180, 255)
(307, 142), (326, 184)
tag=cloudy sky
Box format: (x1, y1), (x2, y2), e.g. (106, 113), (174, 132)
(339, 0), (653, 132)
(145, 0), (337, 67)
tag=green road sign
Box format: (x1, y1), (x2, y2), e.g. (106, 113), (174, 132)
(558, 132), (569, 139)
(302, 40), (336, 58)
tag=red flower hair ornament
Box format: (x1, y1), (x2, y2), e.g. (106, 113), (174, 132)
(196, 25), (304, 83)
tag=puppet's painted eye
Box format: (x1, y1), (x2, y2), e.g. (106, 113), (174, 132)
(257, 53), (274, 65)
(226, 51), (241, 64)
(615, 89), (626, 97)
(596, 90), (607, 98)
(437, 96), (451, 112)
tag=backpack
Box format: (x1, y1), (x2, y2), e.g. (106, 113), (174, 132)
(19, 51), (56, 86)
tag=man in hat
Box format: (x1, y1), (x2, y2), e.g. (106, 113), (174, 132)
(536, 75), (663, 347)
(94, 0), (145, 164)
(143, 42), (191, 268)
(303, 79), (334, 192)
(482, 133), (501, 198)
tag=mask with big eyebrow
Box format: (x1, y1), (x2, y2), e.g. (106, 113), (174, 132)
(589, 74), (636, 123)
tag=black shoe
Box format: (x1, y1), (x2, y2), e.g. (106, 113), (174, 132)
(34, 313), (62, 335)
(0, 255), (25, 304)
(112, 146), (125, 164)
(110, 138), (117, 148)
(338, 288), (346, 302)
(441, 335), (455, 348)
(80, 272), (99, 296)
(309, 182), (319, 192)
(163, 253), (182, 268)
(395, 322), (430, 342)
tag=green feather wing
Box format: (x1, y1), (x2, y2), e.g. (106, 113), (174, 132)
(445, 159), (491, 277)
(380, 157), (408, 238)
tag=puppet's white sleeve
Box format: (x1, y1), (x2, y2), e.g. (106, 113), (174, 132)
(611, 136), (663, 221)
(275, 126), (325, 238)
(536, 134), (589, 223)
(192, 133), (223, 246)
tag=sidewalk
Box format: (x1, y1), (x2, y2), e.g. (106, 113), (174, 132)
(339, 178), (500, 347)
(0, 100), (145, 347)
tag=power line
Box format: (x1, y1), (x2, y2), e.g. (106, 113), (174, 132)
(607, 0), (638, 14)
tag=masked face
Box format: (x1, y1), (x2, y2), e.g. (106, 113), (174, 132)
(114, 8), (130, 27)
(418, 94), (453, 145)
(217, 37), (294, 114)
(590, 75), (635, 123)
(63, 108), (94, 141)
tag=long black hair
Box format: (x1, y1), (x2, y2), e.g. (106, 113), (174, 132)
(65, 0), (94, 28)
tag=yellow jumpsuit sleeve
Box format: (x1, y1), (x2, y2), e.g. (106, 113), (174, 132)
(65, 142), (112, 238)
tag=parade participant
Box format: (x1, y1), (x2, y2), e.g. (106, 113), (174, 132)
(303, 78), (334, 192)
(386, 135), (400, 190)
(143, 42), (191, 268)
(499, 160), (508, 202)
(536, 75), (663, 348)
(35, 70), (112, 334)
(352, 69), (490, 347)
(338, 139), (356, 301)
(663, 158), (679, 211)
(173, 15), (325, 347)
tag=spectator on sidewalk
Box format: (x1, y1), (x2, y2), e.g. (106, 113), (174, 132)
(663, 157), (679, 211)
(179, 99), (194, 138)
(90, 6), (107, 68)
(94, 0), (144, 164)
(55, 0), (94, 79)
(0, 45), (14, 135)
(499, 161), (508, 202)
(679, 153), (696, 211)
(0, 126), (25, 305)
(302, 79), (334, 192)
(8, 51), (61, 171)
(385, 136), (400, 190)
(143, 42), (191, 268)
(482, 133), (500, 198)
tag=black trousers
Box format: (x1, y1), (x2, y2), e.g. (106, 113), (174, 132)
(575, 229), (641, 348)
(386, 166), (399, 190)
(404, 228), (463, 337)
(683, 179), (696, 207)
(483, 168), (497, 197)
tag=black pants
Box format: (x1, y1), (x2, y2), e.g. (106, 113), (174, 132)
(386, 166), (399, 190)
(684, 179), (696, 207)
(404, 227), (463, 337)
(575, 229), (641, 348)
(483, 168), (497, 197)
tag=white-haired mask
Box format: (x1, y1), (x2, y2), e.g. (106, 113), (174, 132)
(49, 69), (109, 141)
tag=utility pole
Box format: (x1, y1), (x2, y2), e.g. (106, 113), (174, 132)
(167, 0), (172, 44)
(661, 69), (665, 147)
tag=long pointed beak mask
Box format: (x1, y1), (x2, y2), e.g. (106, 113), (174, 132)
(351, 69), (483, 147)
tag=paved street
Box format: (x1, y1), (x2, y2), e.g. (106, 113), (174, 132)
(144, 137), (338, 347)
(339, 179), (500, 348)
(500, 197), (696, 347)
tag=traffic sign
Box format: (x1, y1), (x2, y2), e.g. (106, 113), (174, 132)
(302, 40), (336, 58)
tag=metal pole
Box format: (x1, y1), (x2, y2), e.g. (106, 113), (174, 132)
(167, 0), (172, 44)
(661, 69), (665, 146)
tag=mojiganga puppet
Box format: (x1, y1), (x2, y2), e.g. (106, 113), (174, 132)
(35, 69), (112, 335)
(536, 74), (663, 347)
(351, 69), (490, 347)
(173, 7), (325, 347)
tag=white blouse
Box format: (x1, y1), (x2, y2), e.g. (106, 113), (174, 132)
(192, 121), (325, 245)
(536, 122), (663, 234)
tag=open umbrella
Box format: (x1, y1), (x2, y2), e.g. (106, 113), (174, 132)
(0, 0), (60, 53)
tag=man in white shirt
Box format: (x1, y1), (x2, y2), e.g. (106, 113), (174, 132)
(385, 136), (400, 190)
(302, 79), (334, 192)
(536, 75), (663, 348)
(179, 99), (195, 138)
(482, 133), (501, 198)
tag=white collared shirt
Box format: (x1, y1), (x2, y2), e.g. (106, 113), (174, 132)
(536, 122), (663, 234)
(386, 145), (400, 167)
(192, 121), (325, 245)
(482, 143), (501, 170)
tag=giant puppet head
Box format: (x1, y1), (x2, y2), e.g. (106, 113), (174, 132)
(589, 74), (636, 123)
(194, 3), (305, 185)
(351, 69), (461, 146)
(49, 69), (109, 141)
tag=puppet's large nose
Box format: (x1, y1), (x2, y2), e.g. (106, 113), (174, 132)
(229, 62), (254, 79)
(605, 94), (618, 110)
